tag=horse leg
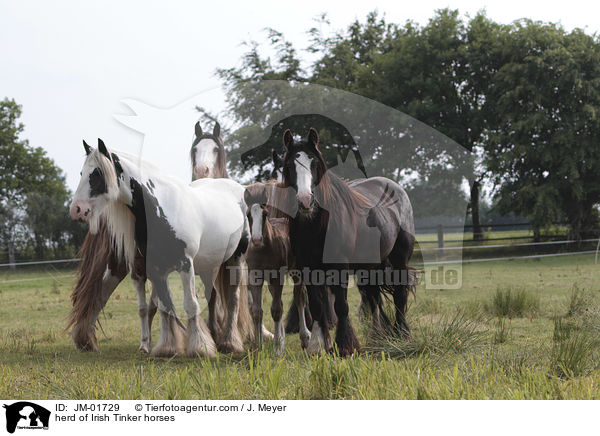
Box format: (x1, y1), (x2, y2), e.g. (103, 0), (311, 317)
(268, 278), (285, 355)
(331, 284), (360, 357)
(248, 278), (265, 350)
(131, 253), (150, 353)
(147, 286), (158, 345)
(389, 232), (414, 337)
(284, 300), (300, 334)
(326, 287), (338, 328)
(306, 284), (332, 355)
(132, 277), (150, 353)
(150, 277), (185, 357)
(181, 266), (215, 357)
(218, 263), (244, 354)
(293, 282), (311, 349)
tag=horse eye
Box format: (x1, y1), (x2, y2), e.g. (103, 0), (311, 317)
(295, 152), (300, 158)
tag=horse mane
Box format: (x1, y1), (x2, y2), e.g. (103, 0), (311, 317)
(89, 149), (137, 267)
(317, 167), (371, 212)
(66, 218), (113, 346)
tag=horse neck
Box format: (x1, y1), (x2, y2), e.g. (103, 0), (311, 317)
(262, 218), (290, 263)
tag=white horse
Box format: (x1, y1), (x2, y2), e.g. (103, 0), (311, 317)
(70, 139), (251, 356)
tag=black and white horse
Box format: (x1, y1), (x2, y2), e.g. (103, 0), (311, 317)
(70, 139), (252, 356)
(279, 128), (416, 356)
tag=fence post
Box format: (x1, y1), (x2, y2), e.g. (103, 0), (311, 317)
(437, 224), (444, 258)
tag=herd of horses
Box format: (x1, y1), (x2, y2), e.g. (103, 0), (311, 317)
(67, 122), (417, 357)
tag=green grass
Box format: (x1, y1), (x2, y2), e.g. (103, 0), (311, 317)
(2, 254), (600, 399)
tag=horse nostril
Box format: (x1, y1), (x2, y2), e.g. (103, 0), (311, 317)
(76, 206), (81, 213)
(84, 210), (89, 216)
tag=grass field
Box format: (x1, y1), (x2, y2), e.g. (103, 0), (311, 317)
(1, 253), (600, 400)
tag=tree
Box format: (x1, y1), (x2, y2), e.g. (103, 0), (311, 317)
(484, 21), (600, 239)
(0, 98), (78, 263)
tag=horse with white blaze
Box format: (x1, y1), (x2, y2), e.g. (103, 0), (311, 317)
(70, 139), (251, 356)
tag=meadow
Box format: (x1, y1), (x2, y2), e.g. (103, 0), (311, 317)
(1, 253), (600, 400)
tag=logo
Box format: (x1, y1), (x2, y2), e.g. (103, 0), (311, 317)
(3, 402), (50, 434)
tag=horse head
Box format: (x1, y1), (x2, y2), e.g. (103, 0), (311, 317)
(70, 139), (124, 225)
(281, 127), (327, 216)
(190, 121), (227, 180)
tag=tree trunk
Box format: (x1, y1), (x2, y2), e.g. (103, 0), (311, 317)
(470, 180), (483, 241)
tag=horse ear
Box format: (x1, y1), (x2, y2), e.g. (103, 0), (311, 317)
(213, 122), (221, 138)
(307, 128), (319, 150)
(83, 140), (92, 156)
(97, 139), (111, 160)
(243, 188), (252, 207)
(283, 129), (294, 150)
(195, 121), (203, 138)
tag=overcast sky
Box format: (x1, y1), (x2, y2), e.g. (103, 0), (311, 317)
(1, 0), (600, 191)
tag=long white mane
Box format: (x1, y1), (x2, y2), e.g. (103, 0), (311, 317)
(87, 149), (143, 268)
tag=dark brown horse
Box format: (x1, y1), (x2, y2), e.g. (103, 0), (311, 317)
(279, 128), (416, 356)
(244, 180), (311, 352)
(67, 122), (238, 352)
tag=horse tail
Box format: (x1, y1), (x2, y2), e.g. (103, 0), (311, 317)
(66, 219), (113, 349)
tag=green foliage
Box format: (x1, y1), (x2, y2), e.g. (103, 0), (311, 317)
(550, 331), (598, 379)
(566, 286), (593, 317)
(0, 98), (82, 259)
(485, 287), (540, 318)
(217, 10), (600, 236)
(366, 310), (487, 359)
(485, 22), (600, 238)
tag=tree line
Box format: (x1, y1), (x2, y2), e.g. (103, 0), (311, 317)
(215, 9), (600, 240)
(0, 98), (85, 266)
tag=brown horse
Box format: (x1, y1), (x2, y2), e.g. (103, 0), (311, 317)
(67, 122), (253, 353)
(244, 181), (311, 353)
(280, 128), (417, 356)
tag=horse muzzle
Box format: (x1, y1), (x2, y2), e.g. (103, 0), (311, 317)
(298, 193), (315, 214)
(69, 200), (93, 222)
(193, 165), (210, 179)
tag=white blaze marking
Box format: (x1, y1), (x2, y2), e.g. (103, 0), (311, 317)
(250, 204), (263, 241)
(295, 151), (313, 198)
(194, 138), (218, 176)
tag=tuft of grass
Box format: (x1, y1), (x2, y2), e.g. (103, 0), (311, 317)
(550, 332), (598, 379)
(485, 287), (539, 318)
(365, 310), (486, 359)
(494, 317), (511, 344)
(566, 286), (592, 317)
(553, 316), (579, 342)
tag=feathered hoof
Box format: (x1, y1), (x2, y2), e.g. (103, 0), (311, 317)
(186, 346), (216, 359)
(299, 332), (311, 350)
(72, 331), (99, 352)
(262, 324), (275, 340)
(150, 344), (181, 358)
(217, 341), (244, 355)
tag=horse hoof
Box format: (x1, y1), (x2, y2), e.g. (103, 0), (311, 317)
(262, 328), (274, 341)
(218, 341), (244, 355)
(150, 346), (179, 357)
(186, 347), (216, 358)
(74, 340), (99, 352)
(138, 345), (150, 354)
